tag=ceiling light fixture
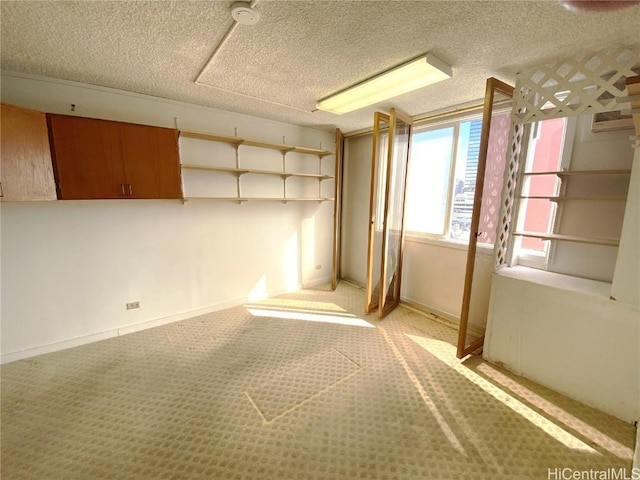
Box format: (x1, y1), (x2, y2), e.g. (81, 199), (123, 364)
(316, 53), (452, 115)
(558, 0), (640, 12)
(231, 2), (260, 26)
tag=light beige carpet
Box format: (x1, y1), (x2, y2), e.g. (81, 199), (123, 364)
(1, 282), (635, 479)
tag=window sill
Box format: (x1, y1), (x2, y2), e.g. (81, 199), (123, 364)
(404, 233), (494, 255)
(495, 265), (612, 299)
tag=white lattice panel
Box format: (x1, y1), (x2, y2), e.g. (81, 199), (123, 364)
(513, 45), (640, 124)
(495, 45), (639, 267)
(495, 122), (525, 268)
(478, 112), (511, 246)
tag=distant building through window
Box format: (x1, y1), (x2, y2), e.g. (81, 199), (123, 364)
(450, 120), (482, 241)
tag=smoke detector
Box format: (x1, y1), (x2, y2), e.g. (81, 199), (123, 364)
(231, 2), (260, 25)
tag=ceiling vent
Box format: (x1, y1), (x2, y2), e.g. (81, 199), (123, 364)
(231, 2), (260, 26)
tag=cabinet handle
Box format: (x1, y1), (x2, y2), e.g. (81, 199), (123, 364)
(127, 184), (133, 196)
(0, 182), (3, 198)
(120, 184), (126, 197)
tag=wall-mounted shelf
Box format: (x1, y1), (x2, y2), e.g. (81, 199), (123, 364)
(518, 195), (626, 202)
(519, 168), (629, 245)
(513, 231), (619, 247)
(182, 165), (250, 175)
(522, 169), (631, 177)
(183, 196), (333, 204)
(180, 131), (244, 146)
(180, 130), (333, 158)
(181, 164), (333, 180)
(179, 129), (334, 203)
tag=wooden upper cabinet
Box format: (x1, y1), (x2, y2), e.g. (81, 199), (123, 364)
(48, 115), (125, 199)
(0, 103), (57, 201)
(47, 114), (182, 200)
(119, 122), (182, 199)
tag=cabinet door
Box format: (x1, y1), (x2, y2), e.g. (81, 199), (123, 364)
(119, 123), (182, 199)
(0, 103), (56, 201)
(48, 114), (126, 199)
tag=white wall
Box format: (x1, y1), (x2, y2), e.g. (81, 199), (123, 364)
(549, 116), (634, 282)
(484, 268), (639, 422)
(612, 147), (640, 307)
(401, 239), (466, 319)
(340, 135), (371, 286)
(0, 72), (334, 362)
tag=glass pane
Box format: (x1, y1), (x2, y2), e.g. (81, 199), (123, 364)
(518, 118), (566, 252)
(451, 120), (482, 240)
(466, 91), (512, 342)
(404, 127), (454, 234)
(476, 111), (511, 247)
(381, 111), (411, 314)
(458, 78), (514, 358)
(365, 113), (389, 313)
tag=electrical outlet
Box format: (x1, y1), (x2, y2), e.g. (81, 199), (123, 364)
(315, 265), (322, 270)
(126, 301), (140, 310)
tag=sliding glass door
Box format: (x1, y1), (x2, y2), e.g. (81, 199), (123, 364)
(366, 108), (413, 318)
(456, 78), (514, 358)
(365, 113), (389, 314)
(332, 128), (345, 291)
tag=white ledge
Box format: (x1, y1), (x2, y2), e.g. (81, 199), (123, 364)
(495, 266), (612, 298)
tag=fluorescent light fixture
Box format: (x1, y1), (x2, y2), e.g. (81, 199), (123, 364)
(316, 53), (452, 115)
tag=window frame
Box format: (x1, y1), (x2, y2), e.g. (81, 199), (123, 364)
(513, 116), (576, 270)
(404, 112), (484, 245)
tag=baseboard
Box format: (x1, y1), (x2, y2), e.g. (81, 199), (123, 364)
(400, 297), (460, 323)
(1, 281), (324, 365)
(1, 330), (120, 365)
(400, 296), (485, 339)
(302, 275), (332, 288)
(340, 277), (365, 289)
(117, 296), (248, 336)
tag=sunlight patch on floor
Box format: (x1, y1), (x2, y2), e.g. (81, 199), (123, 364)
(475, 362), (634, 460)
(379, 329), (466, 455)
(246, 307), (374, 328)
(406, 334), (600, 455)
(249, 297), (348, 313)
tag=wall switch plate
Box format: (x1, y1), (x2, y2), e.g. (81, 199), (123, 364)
(126, 301), (141, 310)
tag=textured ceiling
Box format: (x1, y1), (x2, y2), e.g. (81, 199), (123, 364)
(1, 1), (639, 133)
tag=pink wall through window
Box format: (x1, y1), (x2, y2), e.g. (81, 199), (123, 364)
(477, 112), (510, 246)
(521, 118), (566, 250)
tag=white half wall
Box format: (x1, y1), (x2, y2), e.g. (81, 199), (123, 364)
(0, 73), (334, 362)
(484, 269), (639, 422)
(612, 147), (640, 308)
(401, 238), (466, 320)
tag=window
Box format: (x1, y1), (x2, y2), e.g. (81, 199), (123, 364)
(404, 117), (483, 242)
(514, 117), (569, 268)
(510, 112), (633, 282)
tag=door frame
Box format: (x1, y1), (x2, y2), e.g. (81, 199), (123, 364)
(332, 128), (345, 291)
(365, 112), (390, 314)
(457, 77), (514, 358)
(378, 108), (413, 317)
